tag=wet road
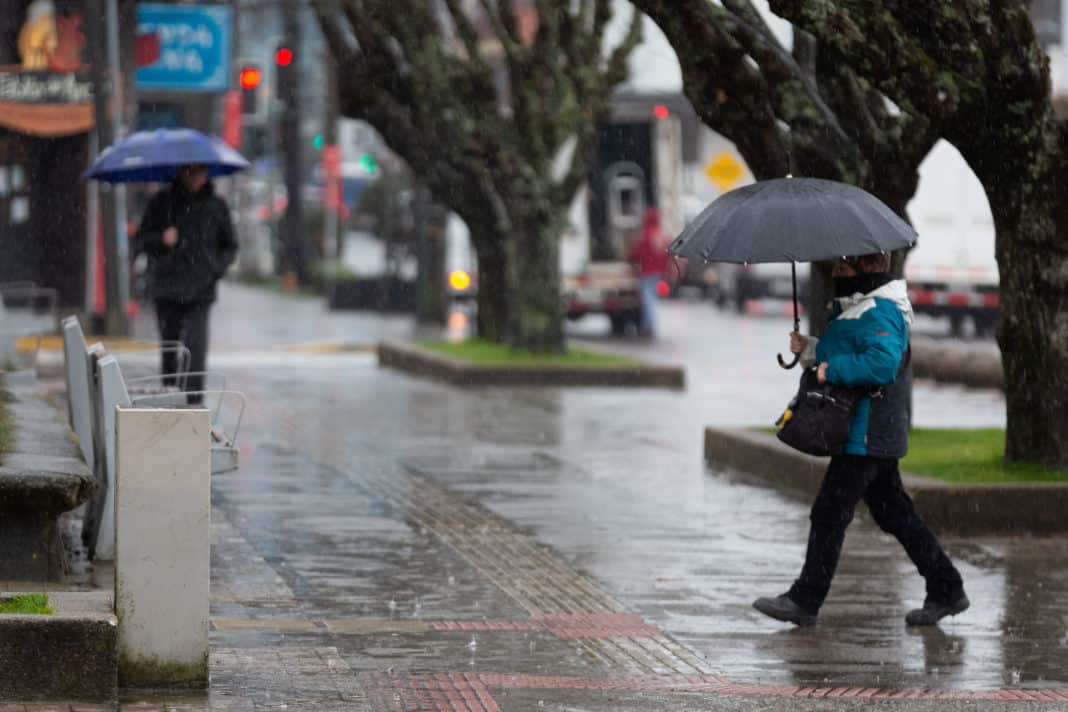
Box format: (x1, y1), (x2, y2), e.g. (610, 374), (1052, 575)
(63, 283), (1068, 710)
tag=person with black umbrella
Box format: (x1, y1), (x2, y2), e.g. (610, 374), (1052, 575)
(753, 252), (969, 627)
(671, 177), (971, 627)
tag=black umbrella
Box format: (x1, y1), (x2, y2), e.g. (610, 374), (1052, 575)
(668, 177), (916, 368)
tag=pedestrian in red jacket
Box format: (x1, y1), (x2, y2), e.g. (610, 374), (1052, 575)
(629, 207), (670, 338)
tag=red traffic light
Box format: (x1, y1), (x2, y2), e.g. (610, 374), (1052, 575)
(275, 47), (293, 66)
(239, 67), (261, 89)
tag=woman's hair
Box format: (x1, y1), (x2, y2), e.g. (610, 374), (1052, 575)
(844, 252), (891, 274)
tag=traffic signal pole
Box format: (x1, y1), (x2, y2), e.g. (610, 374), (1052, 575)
(278, 1), (308, 288)
(86, 0), (129, 335)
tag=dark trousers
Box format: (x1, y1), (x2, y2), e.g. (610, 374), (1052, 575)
(788, 454), (965, 613)
(155, 299), (211, 405)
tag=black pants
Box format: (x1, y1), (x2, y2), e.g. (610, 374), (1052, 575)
(788, 454), (965, 613)
(155, 299), (211, 405)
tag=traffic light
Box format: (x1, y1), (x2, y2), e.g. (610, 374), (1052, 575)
(358, 154), (378, 174)
(274, 42), (296, 110)
(238, 64), (262, 115)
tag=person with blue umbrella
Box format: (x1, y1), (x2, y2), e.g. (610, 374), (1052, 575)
(85, 128), (247, 404)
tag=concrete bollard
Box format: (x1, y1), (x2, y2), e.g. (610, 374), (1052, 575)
(114, 406), (211, 687)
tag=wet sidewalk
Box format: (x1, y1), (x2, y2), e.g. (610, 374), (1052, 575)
(25, 284), (1067, 711)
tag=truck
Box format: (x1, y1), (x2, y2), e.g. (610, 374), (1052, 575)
(903, 140), (999, 338)
(561, 96), (686, 335)
(444, 96), (687, 337)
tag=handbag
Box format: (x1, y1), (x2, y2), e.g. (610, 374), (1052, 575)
(775, 367), (864, 457)
(775, 344), (910, 457)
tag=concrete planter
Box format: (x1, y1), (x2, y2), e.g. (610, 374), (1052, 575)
(704, 427), (1068, 535)
(911, 342), (1004, 390)
(0, 592), (116, 702)
(0, 379), (94, 581)
(379, 340), (686, 388)
(326, 277), (416, 312)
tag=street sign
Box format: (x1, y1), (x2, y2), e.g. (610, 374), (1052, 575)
(704, 151), (745, 192)
(135, 4), (231, 92)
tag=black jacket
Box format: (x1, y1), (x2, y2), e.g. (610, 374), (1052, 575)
(136, 181), (237, 304)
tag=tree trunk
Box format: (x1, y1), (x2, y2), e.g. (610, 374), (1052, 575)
(473, 234), (510, 343)
(993, 199), (1068, 468)
(509, 216), (565, 354)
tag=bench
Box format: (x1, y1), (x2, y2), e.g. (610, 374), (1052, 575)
(61, 317), (244, 560)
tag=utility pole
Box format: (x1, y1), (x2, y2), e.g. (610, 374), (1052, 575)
(86, 0), (128, 335)
(322, 40), (340, 265)
(278, 0), (307, 287)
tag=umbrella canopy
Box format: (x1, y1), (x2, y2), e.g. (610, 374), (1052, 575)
(82, 128), (250, 183)
(668, 177), (916, 264)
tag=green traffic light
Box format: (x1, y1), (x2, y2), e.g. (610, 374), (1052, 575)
(358, 154), (377, 173)
(313, 134), (323, 150)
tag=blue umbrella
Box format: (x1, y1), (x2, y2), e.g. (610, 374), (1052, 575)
(82, 128), (250, 183)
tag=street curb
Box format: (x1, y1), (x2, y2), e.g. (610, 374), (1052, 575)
(378, 341), (686, 388)
(0, 592), (117, 702)
(704, 427), (1068, 535)
(911, 341), (1004, 390)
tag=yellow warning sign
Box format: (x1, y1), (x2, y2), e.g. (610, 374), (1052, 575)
(704, 151), (745, 192)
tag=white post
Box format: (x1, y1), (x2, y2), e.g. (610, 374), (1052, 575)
(114, 406), (211, 687)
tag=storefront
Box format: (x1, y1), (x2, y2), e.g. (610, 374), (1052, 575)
(0, 0), (93, 308)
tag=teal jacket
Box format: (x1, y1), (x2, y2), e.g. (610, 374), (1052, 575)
(804, 280), (912, 458)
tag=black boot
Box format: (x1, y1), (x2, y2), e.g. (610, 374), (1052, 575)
(753, 594), (817, 626)
(905, 594), (970, 626)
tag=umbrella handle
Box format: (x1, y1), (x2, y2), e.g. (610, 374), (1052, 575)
(779, 261), (801, 369)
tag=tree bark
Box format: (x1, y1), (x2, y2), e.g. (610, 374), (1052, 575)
(994, 194), (1068, 468)
(472, 232), (511, 344)
(510, 213), (565, 353)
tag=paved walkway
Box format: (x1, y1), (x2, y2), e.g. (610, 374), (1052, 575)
(21, 284), (1067, 711)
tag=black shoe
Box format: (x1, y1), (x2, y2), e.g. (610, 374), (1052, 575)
(753, 594), (817, 626)
(905, 594), (970, 626)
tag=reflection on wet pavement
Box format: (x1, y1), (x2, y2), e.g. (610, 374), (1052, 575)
(47, 284), (1066, 710)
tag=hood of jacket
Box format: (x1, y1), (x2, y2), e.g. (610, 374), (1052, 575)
(836, 278), (914, 325)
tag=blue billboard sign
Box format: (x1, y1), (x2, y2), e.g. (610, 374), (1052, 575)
(136, 4), (231, 92)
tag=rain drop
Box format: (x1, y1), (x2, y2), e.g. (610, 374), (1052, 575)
(1011, 669), (1021, 685)
(448, 575), (456, 586)
(467, 636), (478, 651)
(388, 598), (397, 611)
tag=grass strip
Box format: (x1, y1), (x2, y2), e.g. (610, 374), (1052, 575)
(758, 426), (1067, 483)
(0, 593), (53, 615)
(901, 428), (1068, 484)
(417, 339), (640, 367)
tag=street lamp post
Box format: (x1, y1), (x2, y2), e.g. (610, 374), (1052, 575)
(86, 0), (129, 335)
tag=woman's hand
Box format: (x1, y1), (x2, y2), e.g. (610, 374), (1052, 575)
(789, 331), (808, 354)
(817, 362), (829, 384)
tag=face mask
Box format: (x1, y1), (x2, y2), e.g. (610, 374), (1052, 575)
(833, 272), (893, 298)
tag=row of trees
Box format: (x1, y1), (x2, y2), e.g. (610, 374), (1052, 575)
(313, 0), (1068, 468)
